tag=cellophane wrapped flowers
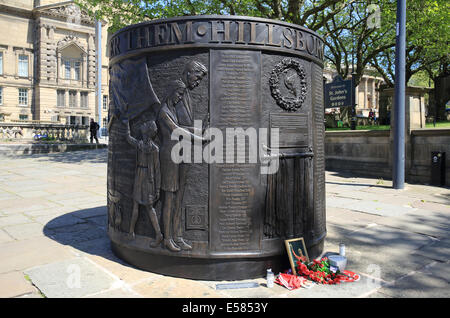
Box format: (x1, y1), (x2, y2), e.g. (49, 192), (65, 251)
(295, 256), (343, 285)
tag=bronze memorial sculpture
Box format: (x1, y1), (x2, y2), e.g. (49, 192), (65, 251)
(107, 16), (326, 280)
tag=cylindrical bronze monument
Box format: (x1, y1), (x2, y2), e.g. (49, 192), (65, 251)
(107, 15), (326, 280)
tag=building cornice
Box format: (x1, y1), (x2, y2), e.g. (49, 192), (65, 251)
(0, 4), (33, 19)
(33, 1), (96, 26)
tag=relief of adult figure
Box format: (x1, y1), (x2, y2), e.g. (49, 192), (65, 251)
(176, 61), (208, 130)
(157, 79), (207, 252)
(174, 61), (208, 251)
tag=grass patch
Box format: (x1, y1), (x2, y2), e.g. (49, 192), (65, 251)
(327, 121), (450, 131)
(326, 125), (390, 131)
(425, 121), (450, 128)
(23, 274), (47, 298)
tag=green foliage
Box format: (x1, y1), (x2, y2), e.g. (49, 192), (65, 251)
(76, 0), (449, 86)
(75, 0), (350, 33)
(370, 0), (450, 85)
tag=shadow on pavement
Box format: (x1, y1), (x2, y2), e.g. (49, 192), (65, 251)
(1, 147), (108, 164)
(326, 206), (449, 289)
(327, 170), (450, 203)
(326, 181), (392, 189)
(42, 206), (134, 270)
(326, 170), (389, 180)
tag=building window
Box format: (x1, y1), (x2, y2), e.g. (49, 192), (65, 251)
(57, 90), (65, 107)
(103, 95), (108, 110)
(64, 60), (71, 79)
(0, 87), (3, 105)
(80, 92), (88, 108)
(0, 52), (3, 75)
(74, 62), (81, 80)
(19, 114), (28, 121)
(18, 54), (29, 77)
(69, 90), (77, 108)
(18, 88), (28, 106)
(63, 59), (82, 81)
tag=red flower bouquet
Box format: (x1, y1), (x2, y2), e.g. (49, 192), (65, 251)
(295, 255), (344, 285)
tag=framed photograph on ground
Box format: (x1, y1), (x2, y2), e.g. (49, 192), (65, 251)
(285, 238), (309, 276)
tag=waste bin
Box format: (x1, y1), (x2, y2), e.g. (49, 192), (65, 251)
(431, 152), (446, 186)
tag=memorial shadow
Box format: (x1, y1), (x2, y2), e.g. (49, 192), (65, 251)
(42, 205), (134, 270)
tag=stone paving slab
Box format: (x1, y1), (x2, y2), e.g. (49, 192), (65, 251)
(45, 222), (106, 245)
(3, 223), (45, 240)
(0, 271), (38, 298)
(0, 229), (14, 244)
(412, 239), (450, 262)
(0, 236), (74, 274)
(0, 149), (449, 299)
(24, 257), (116, 298)
(132, 276), (223, 298)
(347, 201), (417, 217)
(0, 214), (33, 227)
(71, 206), (107, 219)
(376, 261), (450, 298)
(85, 287), (142, 298)
(274, 274), (385, 298)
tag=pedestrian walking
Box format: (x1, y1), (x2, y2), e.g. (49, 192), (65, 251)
(90, 118), (99, 144)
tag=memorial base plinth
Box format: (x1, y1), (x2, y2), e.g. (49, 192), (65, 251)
(111, 242), (287, 280)
(110, 235), (325, 281)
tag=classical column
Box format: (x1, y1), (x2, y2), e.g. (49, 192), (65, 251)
(87, 33), (96, 88)
(48, 26), (57, 83)
(57, 52), (62, 82)
(81, 53), (87, 87)
(364, 77), (368, 109)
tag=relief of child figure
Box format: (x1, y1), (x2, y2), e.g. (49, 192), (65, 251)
(125, 119), (163, 248)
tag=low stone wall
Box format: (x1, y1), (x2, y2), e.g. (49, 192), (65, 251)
(325, 129), (450, 186)
(0, 122), (89, 142)
(409, 129), (450, 185)
(325, 130), (392, 179)
(0, 143), (107, 156)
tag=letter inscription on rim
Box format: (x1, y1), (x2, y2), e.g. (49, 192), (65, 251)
(109, 16), (324, 67)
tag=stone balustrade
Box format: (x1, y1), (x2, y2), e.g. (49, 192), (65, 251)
(0, 122), (89, 142)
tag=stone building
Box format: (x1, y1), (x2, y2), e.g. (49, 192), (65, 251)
(324, 66), (385, 117)
(0, 0), (109, 128)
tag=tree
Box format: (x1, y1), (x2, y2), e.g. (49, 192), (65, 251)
(321, 0), (397, 87)
(77, 0), (448, 93)
(76, 0), (347, 33)
(369, 0), (450, 87)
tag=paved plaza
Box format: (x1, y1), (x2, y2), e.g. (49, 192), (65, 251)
(0, 148), (449, 298)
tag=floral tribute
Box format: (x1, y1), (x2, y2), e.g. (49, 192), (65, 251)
(295, 256), (344, 285)
(274, 247), (360, 290)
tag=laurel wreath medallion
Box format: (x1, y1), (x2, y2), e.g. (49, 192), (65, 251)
(269, 58), (307, 112)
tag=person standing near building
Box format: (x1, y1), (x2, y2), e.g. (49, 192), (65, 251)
(90, 118), (99, 144)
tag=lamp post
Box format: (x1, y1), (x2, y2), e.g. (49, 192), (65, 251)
(393, 0), (406, 189)
(95, 18), (102, 139)
(350, 1), (357, 130)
